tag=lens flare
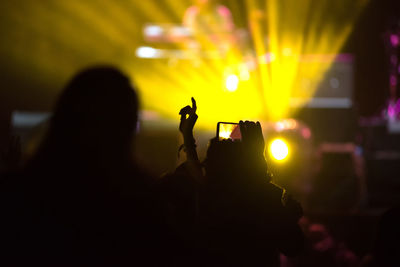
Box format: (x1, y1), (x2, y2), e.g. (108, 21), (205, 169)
(269, 138), (289, 161)
(225, 74), (239, 92)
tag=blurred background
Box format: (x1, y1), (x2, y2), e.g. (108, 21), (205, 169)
(1, 0), (400, 260)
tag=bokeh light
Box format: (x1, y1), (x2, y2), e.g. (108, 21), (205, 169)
(269, 138), (289, 161)
(225, 74), (239, 92)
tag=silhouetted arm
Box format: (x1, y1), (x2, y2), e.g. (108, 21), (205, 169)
(179, 97), (199, 162)
(178, 98), (204, 185)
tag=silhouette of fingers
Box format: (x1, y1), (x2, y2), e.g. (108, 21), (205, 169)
(191, 97), (197, 114)
(179, 105), (191, 116)
(239, 120), (248, 140)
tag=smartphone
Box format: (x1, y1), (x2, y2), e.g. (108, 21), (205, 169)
(216, 122), (242, 141)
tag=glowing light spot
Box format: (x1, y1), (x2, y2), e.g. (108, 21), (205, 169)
(275, 121), (285, 132)
(135, 46), (160, 58)
(275, 119), (298, 131)
(269, 138), (289, 161)
(287, 119), (297, 129)
(219, 129), (232, 139)
(301, 127), (312, 139)
(144, 25), (163, 37)
(225, 74), (239, 92)
(390, 34), (400, 47)
(170, 26), (191, 37)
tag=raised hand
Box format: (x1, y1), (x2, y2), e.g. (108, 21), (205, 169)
(239, 120), (265, 157)
(179, 97), (198, 139)
(178, 97), (199, 162)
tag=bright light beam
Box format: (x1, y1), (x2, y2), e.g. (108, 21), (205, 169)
(0, 0), (369, 128)
(245, 0), (369, 120)
(269, 138), (289, 161)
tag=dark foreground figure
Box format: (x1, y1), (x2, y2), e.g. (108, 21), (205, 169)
(361, 205), (400, 267)
(161, 99), (305, 267)
(1, 67), (175, 266)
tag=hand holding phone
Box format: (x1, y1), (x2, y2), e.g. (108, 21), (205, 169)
(217, 122), (242, 141)
(239, 120), (265, 156)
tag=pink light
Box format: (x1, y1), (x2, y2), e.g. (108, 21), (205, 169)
(260, 52), (276, 64)
(390, 34), (400, 47)
(219, 6), (231, 16)
(388, 104), (396, 118)
(301, 128), (312, 139)
(390, 75), (397, 87)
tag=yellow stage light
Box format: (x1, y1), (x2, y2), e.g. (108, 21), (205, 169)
(0, 0), (369, 129)
(269, 138), (289, 161)
(225, 74), (239, 92)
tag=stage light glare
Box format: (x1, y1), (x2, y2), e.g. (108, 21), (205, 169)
(219, 130), (231, 139)
(269, 138), (289, 161)
(225, 74), (239, 92)
(144, 25), (163, 37)
(0, 0), (368, 129)
(135, 46), (159, 58)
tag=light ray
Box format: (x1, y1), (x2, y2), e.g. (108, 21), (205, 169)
(0, 0), (369, 127)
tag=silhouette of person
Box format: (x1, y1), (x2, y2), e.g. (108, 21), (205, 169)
(199, 125), (304, 267)
(361, 205), (400, 267)
(163, 99), (304, 267)
(1, 67), (175, 266)
(294, 218), (359, 267)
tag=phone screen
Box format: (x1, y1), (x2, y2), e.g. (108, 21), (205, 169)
(217, 122), (242, 141)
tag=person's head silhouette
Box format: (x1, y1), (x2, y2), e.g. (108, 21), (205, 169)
(40, 66), (139, 166)
(16, 67), (175, 267)
(204, 138), (243, 183)
(204, 131), (269, 186)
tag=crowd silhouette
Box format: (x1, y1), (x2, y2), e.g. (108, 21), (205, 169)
(1, 66), (398, 266)
(1, 67), (177, 266)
